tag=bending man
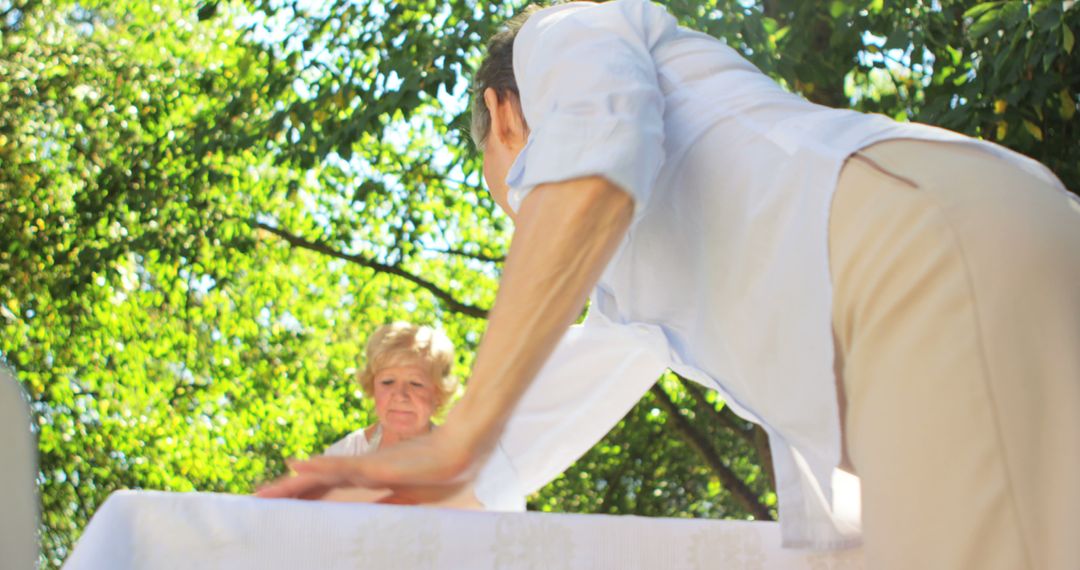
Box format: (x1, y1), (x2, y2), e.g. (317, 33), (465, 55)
(259, 2), (1080, 568)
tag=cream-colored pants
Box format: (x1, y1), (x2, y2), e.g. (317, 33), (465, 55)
(830, 139), (1080, 570)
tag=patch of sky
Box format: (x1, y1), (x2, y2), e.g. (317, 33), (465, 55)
(232, 0), (506, 283)
(848, 30), (938, 109)
(278, 308), (304, 332)
(256, 304), (305, 333)
(167, 360), (197, 384)
(292, 77), (312, 99)
(179, 268), (219, 297)
(257, 306), (272, 327)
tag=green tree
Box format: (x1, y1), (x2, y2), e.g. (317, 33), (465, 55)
(1, 0), (1076, 567)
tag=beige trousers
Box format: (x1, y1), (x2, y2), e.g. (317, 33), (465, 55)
(830, 139), (1080, 570)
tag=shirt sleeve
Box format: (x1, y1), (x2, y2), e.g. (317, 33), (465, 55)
(472, 441), (527, 512)
(472, 309), (671, 509)
(504, 0), (677, 219)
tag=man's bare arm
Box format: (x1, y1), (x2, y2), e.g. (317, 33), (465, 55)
(452, 175), (634, 455)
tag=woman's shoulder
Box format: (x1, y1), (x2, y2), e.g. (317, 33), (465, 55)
(322, 425), (376, 457)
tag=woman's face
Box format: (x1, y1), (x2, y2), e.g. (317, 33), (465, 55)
(371, 363), (438, 438)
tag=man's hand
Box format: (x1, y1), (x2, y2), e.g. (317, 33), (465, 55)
(255, 419), (482, 504)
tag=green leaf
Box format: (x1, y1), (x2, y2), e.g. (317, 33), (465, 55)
(884, 28), (908, 51)
(1032, 5), (1063, 30)
(969, 12), (1002, 40)
(999, 1), (1026, 29)
(963, 2), (1003, 21)
(1062, 89), (1077, 120)
(1023, 119), (1044, 141)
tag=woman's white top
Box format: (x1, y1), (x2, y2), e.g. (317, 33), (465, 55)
(477, 0), (1066, 549)
(323, 425), (382, 457)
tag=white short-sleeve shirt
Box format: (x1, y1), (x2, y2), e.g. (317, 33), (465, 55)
(481, 0), (1065, 549)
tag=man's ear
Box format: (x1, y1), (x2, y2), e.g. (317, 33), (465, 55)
(484, 87), (527, 149)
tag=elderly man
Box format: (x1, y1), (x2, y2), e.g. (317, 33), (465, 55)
(258, 1), (1080, 568)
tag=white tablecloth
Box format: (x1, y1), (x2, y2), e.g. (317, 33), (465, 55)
(63, 491), (864, 569)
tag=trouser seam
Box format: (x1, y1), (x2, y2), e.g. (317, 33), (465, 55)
(901, 164), (1035, 570)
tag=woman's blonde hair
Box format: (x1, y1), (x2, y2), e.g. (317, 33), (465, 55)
(357, 322), (458, 411)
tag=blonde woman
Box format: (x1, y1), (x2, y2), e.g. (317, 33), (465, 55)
(324, 322), (458, 458)
(319, 322), (484, 507)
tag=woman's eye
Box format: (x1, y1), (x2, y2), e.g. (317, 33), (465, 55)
(380, 379), (394, 385)
(410, 381), (423, 388)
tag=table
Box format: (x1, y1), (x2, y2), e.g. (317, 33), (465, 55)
(63, 491), (864, 569)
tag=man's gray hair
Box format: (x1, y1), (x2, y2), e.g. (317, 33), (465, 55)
(470, 5), (543, 150)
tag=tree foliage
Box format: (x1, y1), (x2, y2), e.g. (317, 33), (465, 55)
(1, 0), (1076, 566)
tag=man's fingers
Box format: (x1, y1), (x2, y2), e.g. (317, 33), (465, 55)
(256, 432), (476, 501)
(253, 478), (304, 498)
(374, 481), (471, 506)
(256, 456), (394, 500)
(255, 472), (335, 499)
(375, 492), (417, 505)
(296, 484), (333, 501)
(288, 455), (346, 473)
(375, 488), (441, 505)
(289, 456), (389, 487)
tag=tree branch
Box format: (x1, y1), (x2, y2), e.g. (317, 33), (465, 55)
(253, 221), (489, 319)
(753, 423), (777, 493)
(599, 459), (634, 514)
(677, 375), (777, 495)
(649, 384), (774, 520)
(423, 246), (505, 264)
(677, 375), (756, 445)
